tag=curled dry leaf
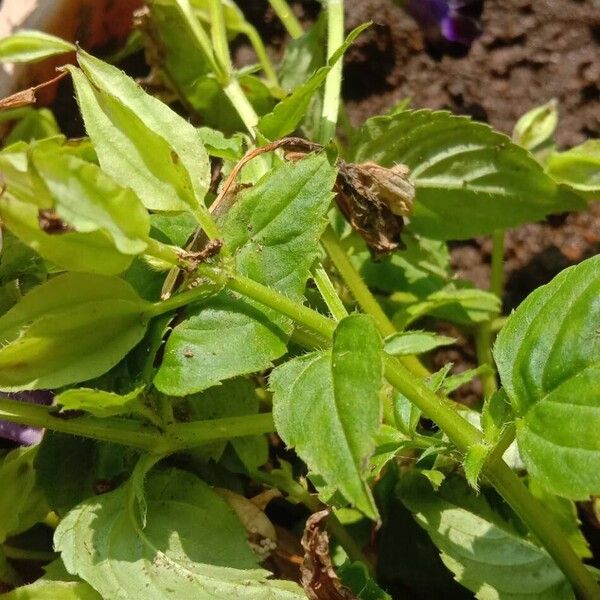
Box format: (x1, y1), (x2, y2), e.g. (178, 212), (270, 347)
(301, 510), (357, 600)
(0, 70), (67, 110)
(195, 137), (414, 261)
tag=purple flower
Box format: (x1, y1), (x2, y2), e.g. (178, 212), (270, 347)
(406, 0), (484, 48)
(0, 391), (53, 445)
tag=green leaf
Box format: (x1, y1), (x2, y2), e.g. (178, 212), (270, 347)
(69, 50), (211, 215)
(546, 139), (600, 194)
(0, 30), (75, 63)
(352, 110), (584, 240)
(493, 255), (600, 499)
(258, 24), (369, 140)
(384, 330), (455, 355)
(0, 145), (151, 275)
(4, 108), (60, 145)
(54, 386), (146, 418)
(527, 479), (591, 560)
(35, 433), (138, 516)
(0, 273), (151, 390)
(512, 99), (558, 151)
(198, 127), (245, 161)
(55, 468), (305, 599)
(155, 153), (336, 395)
(271, 314), (383, 519)
(278, 14), (327, 92)
(398, 473), (573, 599)
(0, 447), (48, 543)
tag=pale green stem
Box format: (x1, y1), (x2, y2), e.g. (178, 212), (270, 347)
(208, 0), (232, 74)
(312, 261), (349, 320)
(267, 0), (304, 39)
(319, 0), (345, 143)
(475, 229), (505, 399)
(490, 229), (505, 299)
(236, 23), (281, 90)
(144, 238), (186, 267)
(223, 78), (259, 135)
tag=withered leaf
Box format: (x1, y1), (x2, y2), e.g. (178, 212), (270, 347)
(301, 510), (357, 600)
(0, 71), (68, 111)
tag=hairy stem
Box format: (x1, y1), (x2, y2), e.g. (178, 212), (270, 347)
(237, 23), (281, 90)
(267, 0), (304, 39)
(319, 0), (345, 143)
(312, 261), (349, 320)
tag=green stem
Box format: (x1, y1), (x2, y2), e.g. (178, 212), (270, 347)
(321, 227), (429, 378)
(208, 0), (232, 75)
(312, 261), (348, 320)
(490, 229), (505, 299)
(149, 281), (223, 317)
(319, 0), (344, 143)
(201, 265), (336, 339)
(321, 227), (394, 335)
(475, 323), (498, 400)
(223, 78), (259, 136)
(236, 23), (281, 90)
(486, 462), (600, 600)
(267, 0), (304, 39)
(0, 397), (163, 453)
(3, 545), (57, 562)
(144, 238), (185, 267)
(168, 413), (275, 450)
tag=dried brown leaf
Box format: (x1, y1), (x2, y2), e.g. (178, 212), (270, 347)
(300, 510), (357, 600)
(0, 70), (68, 110)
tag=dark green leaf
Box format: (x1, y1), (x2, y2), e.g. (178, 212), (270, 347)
(352, 110), (584, 239)
(54, 468), (305, 599)
(35, 433), (138, 516)
(0, 273), (151, 390)
(398, 473), (573, 599)
(271, 314), (383, 519)
(494, 255), (600, 499)
(0, 447), (48, 543)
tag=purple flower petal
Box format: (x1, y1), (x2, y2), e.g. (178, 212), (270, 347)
(0, 391), (53, 446)
(406, 0), (484, 47)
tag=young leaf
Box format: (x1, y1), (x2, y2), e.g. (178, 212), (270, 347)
(493, 255), (600, 499)
(54, 386), (146, 419)
(0, 273), (152, 391)
(398, 473), (573, 599)
(512, 99), (558, 151)
(271, 314), (383, 519)
(384, 330), (456, 356)
(352, 110), (584, 239)
(0, 30), (75, 63)
(54, 468), (305, 599)
(546, 139), (600, 194)
(155, 153), (336, 395)
(258, 24), (369, 140)
(68, 50), (211, 217)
